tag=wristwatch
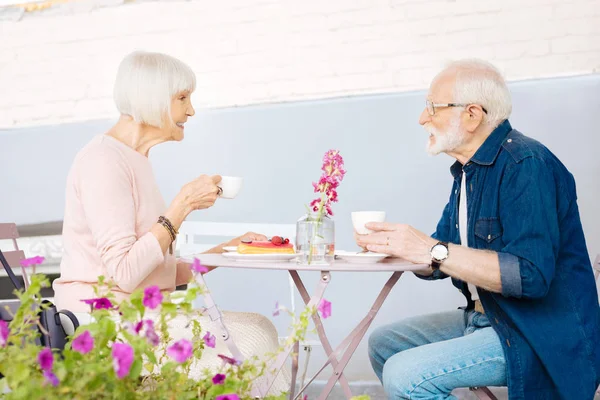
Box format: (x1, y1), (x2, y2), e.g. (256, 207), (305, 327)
(430, 241), (449, 270)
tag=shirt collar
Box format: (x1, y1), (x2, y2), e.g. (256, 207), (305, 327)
(450, 119), (512, 179)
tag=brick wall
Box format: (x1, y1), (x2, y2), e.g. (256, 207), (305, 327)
(0, 0), (599, 128)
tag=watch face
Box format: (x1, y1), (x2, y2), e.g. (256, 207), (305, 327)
(431, 244), (448, 261)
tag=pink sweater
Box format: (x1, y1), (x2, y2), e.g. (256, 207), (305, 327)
(53, 135), (189, 312)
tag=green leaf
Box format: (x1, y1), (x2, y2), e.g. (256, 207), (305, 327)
(129, 358), (143, 380)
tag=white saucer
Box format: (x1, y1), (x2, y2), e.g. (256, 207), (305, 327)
(334, 250), (389, 264)
(222, 252), (297, 263)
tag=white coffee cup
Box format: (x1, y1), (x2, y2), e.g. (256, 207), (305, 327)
(217, 176), (243, 199)
(352, 211), (386, 235)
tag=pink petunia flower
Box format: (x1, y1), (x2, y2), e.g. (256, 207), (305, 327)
(38, 348), (53, 372)
(112, 342), (134, 379)
(203, 331), (216, 348)
(167, 339), (193, 363)
(72, 330), (94, 354)
(318, 299), (332, 319)
(142, 286), (163, 310)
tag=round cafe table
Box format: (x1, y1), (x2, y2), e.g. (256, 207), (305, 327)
(181, 253), (429, 400)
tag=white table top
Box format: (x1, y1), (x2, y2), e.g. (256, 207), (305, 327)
(181, 253), (429, 272)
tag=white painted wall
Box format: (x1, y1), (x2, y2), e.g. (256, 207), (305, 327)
(1, 0), (599, 128)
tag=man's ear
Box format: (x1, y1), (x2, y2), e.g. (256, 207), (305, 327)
(462, 104), (485, 133)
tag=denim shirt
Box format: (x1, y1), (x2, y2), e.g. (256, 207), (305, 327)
(428, 120), (600, 399)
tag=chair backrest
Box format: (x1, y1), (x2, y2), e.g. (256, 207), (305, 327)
(0, 223), (24, 269)
(177, 221), (296, 256)
(0, 223), (28, 289)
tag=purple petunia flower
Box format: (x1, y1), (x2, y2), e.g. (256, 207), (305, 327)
(81, 297), (114, 310)
(217, 354), (241, 366)
(0, 320), (9, 347)
(203, 331), (216, 348)
(38, 348), (53, 372)
(190, 257), (209, 273)
(112, 342), (134, 379)
(215, 395), (240, 400)
(134, 319), (160, 346)
(318, 299), (331, 319)
(72, 330), (94, 354)
(167, 339), (193, 363)
(142, 286), (163, 310)
(43, 370), (59, 386)
(212, 373), (226, 385)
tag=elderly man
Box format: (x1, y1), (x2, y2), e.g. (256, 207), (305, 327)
(357, 59), (600, 399)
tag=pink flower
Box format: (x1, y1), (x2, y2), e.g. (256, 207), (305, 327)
(203, 331), (216, 348)
(38, 348), (53, 372)
(134, 320), (159, 346)
(191, 257), (209, 273)
(302, 395), (308, 400)
(318, 299), (332, 319)
(143, 286), (163, 310)
(215, 395), (240, 400)
(218, 354), (241, 365)
(0, 320), (8, 347)
(81, 297), (114, 310)
(272, 301), (280, 317)
(212, 373), (226, 385)
(112, 342), (134, 379)
(20, 256), (45, 267)
(167, 339), (193, 363)
(327, 189), (338, 203)
(43, 370), (59, 386)
(72, 330), (94, 354)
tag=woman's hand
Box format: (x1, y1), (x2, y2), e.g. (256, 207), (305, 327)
(355, 222), (437, 265)
(178, 174), (222, 212)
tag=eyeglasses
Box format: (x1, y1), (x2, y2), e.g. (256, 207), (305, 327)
(426, 100), (488, 116)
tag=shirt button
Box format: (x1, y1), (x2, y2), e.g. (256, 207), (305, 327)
(487, 234), (491, 240)
(507, 139), (512, 143)
(455, 224), (459, 229)
(455, 189), (458, 194)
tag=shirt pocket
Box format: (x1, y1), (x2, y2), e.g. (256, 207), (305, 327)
(474, 217), (503, 249)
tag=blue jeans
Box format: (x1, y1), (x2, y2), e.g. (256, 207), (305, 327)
(368, 310), (507, 399)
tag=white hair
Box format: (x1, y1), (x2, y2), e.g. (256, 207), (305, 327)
(439, 59), (512, 129)
(113, 51), (196, 128)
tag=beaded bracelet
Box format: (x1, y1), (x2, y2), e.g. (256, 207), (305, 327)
(158, 216), (178, 254)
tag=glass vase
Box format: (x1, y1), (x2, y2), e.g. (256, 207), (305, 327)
(295, 213), (335, 265)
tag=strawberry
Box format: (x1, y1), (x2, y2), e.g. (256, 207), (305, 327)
(271, 236), (283, 246)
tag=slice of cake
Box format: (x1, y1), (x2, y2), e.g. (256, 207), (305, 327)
(237, 236), (295, 254)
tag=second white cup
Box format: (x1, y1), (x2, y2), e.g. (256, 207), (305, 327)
(352, 211), (386, 235)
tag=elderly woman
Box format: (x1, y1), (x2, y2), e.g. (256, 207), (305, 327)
(53, 51), (289, 393)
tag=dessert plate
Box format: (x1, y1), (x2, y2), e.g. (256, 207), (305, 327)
(222, 252), (297, 262)
(334, 250), (389, 264)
